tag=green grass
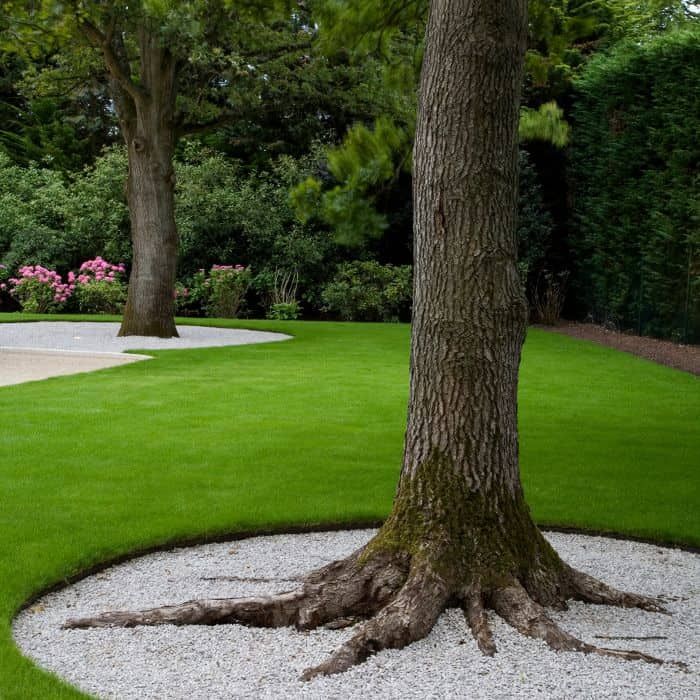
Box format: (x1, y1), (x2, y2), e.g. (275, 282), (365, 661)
(0, 313), (698, 698)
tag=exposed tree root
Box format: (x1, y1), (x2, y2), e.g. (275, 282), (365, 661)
(63, 549), (409, 632)
(63, 536), (684, 679)
(301, 564), (448, 680)
(463, 587), (496, 656)
(564, 565), (668, 613)
(491, 580), (670, 666)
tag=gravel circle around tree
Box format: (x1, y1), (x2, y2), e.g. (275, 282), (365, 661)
(0, 322), (291, 386)
(0, 321), (291, 353)
(13, 529), (698, 700)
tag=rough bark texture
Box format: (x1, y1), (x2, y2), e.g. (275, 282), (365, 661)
(89, 24), (179, 338)
(66, 0), (677, 679)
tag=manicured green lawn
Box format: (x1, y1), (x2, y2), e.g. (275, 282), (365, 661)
(0, 314), (698, 698)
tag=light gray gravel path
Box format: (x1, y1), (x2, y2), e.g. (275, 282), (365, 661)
(0, 321), (291, 386)
(13, 530), (699, 700)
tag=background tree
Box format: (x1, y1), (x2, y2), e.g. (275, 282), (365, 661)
(65, 0), (672, 679)
(2, 0), (319, 336)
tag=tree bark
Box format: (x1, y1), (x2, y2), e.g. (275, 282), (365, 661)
(115, 31), (179, 338)
(385, 0), (532, 563)
(66, 0), (675, 677)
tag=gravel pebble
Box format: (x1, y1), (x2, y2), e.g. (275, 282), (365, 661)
(0, 321), (291, 353)
(13, 530), (699, 699)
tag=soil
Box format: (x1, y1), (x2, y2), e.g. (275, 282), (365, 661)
(539, 322), (700, 376)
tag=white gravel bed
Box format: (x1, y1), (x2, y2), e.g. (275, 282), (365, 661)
(0, 348), (151, 387)
(13, 530), (698, 699)
(0, 321), (291, 353)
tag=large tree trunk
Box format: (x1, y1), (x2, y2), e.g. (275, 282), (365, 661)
(385, 0), (534, 574)
(116, 33), (179, 338)
(66, 0), (674, 678)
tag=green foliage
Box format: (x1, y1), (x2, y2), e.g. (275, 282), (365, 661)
(526, 0), (613, 99)
(321, 260), (411, 321)
(0, 86), (116, 171)
(186, 265), (252, 319)
(10, 276), (57, 313)
(517, 151), (555, 293)
(519, 102), (570, 147)
(605, 0), (697, 41)
(570, 27), (700, 341)
(0, 143), (342, 314)
(0, 147), (129, 271)
(0, 1), (338, 149)
(0, 151), (69, 269)
(62, 147), (131, 263)
(0, 269), (11, 310)
(176, 145), (338, 311)
(207, 265), (252, 319)
(267, 301), (300, 320)
(74, 279), (126, 314)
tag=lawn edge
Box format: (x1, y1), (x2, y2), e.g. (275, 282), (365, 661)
(16, 520), (699, 619)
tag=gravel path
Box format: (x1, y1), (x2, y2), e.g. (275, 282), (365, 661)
(13, 530), (699, 699)
(0, 322), (290, 386)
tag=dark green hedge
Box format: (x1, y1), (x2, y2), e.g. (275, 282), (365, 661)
(570, 27), (700, 342)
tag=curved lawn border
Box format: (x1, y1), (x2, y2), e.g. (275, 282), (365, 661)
(16, 521), (699, 618)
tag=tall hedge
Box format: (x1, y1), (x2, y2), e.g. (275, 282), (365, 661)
(570, 27), (700, 342)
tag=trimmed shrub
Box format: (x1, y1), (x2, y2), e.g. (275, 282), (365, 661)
(322, 261), (412, 322)
(570, 28), (700, 341)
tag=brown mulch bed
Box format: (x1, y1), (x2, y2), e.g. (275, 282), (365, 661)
(538, 321), (700, 376)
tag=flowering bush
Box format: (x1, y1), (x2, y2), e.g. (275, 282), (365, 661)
(208, 264), (251, 318)
(186, 264), (251, 318)
(73, 257), (127, 313)
(8, 265), (74, 313)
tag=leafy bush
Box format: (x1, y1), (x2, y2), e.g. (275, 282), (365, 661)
(70, 257), (127, 313)
(267, 302), (300, 320)
(184, 265), (252, 318)
(208, 265), (251, 318)
(74, 280), (126, 314)
(322, 261), (412, 322)
(570, 28), (700, 341)
(8, 265), (73, 313)
(0, 264), (11, 307)
(0, 148), (130, 273)
(177, 147), (337, 315)
(173, 283), (194, 316)
(72, 257), (127, 314)
(0, 153), (70, 271)
(260, 269), (300, 320)
(0, 145), (340, 315)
